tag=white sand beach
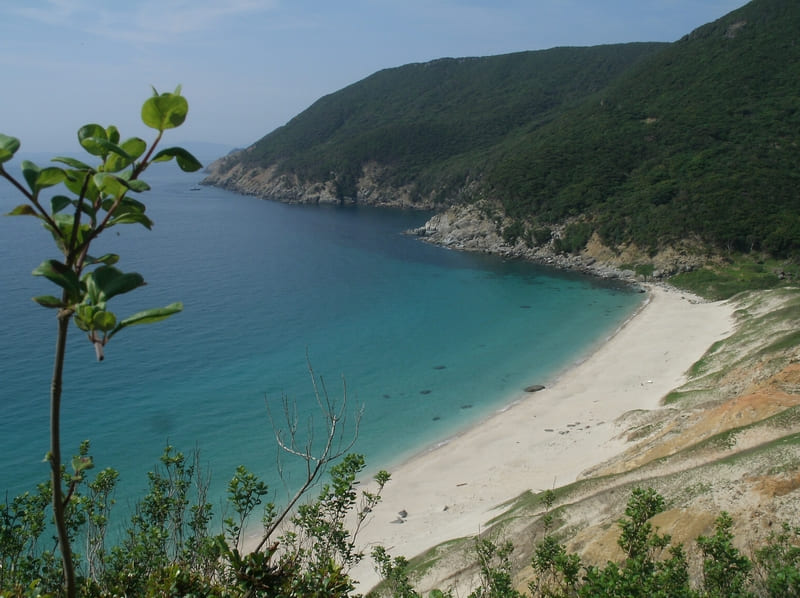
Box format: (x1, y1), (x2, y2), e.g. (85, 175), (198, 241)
(349, 284), (735, 590)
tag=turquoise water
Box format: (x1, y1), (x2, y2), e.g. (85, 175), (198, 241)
(0, 164), (642, 517)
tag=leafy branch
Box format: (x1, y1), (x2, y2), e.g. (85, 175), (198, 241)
(0, 86), (200, 598)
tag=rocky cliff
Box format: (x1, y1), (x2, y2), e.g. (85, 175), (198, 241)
(203, 155), (437, 209)
(409, 201), (708, 282)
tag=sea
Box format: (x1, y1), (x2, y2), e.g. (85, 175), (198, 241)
(0, 160), (643, 529)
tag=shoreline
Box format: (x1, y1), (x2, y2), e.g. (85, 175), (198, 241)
(348, 283), (735, 591)
(362, 286), (653, 482)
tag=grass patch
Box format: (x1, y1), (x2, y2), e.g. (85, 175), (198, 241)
(765, 405), (800, 429)
(688, 340), (726, 377)
(628, 422), (661, 441)
(659, 408), (800, 467)
(663, 389), (709, 405)
(407, 537), (469, 580)
(712, 431), (800, 469)
(756, 329), (800, 357)
(669, 256), (798, 300)
(489, 475), (620, 526)
(766, 455), (800, 476)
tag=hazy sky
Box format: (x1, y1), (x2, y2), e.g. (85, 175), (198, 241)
(1, 0), (749, 155)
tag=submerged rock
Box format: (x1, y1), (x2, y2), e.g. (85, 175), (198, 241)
(524, 384), (546, 393)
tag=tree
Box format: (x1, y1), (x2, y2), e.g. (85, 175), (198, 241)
(0, 86), (201, 598)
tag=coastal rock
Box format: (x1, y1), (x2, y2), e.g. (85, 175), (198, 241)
(203, 156), (436, 209)
(410, 201), (707, 283)
(524, 384), (546, 393)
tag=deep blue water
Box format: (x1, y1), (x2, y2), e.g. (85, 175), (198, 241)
(0, 163), (642, 520)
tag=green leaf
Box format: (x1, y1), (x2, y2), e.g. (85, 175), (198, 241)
(52, 156), (93, 170)
(92, 310), (117, 332)
(120, 137), (147, 161)
(109, 211), (154, 229)
(98, 140), (136, 172)
(21, 160), (39, 192)
(51, 195), (72, 214)
(104, 152), (132, 173)
(0, 133), (20, 163)
(86, 253), (120, 266)
(119, 196), (147, 212)
(32, 295), (66, 308)
(108, 196), (153, 228)
(32, 260), (83, 299)
(78, 200), (97, 219)
(141, 89), (189, 131)
(106, 125), (120, 145)
(97, 139), (133, 161)
(152, 146), (202, 172)
(125, 179), (151, 192)
(87, 266), (145, 301)
(36, 166), (67, 190)
(73, 305), (93, 331)
(109, 302), (182, 338)
(93, 173), (128, 199)
(78, 124), (108, 156)
(71, 455), (94, 474)
(63, 170), (97, 201)
(18, 162), (67, 194)
(7, 204), (37, 216)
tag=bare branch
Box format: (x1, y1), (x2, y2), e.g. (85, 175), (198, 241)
(255, 357), (363, 553)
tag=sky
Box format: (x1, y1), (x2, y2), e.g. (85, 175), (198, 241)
(1, 0), (750, 157)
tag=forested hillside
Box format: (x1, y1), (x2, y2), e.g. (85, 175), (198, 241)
(228, 42), (665, 194)
(206, 0), (800, 259)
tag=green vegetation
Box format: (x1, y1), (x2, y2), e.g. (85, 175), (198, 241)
(489, 0), (800, 257)
(212, 0), (800, 266)
(6, 95), (797, 594)
(230, 43), (665, 204)
(366, 488), (800, 597)
(670, 256), (800, 300)
(0, 443), (390, 597)
(2, 91), (391, 598)
(5, 1), (800, 592)
(1, 87), (200, 598)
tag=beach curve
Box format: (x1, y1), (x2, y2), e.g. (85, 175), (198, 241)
(349, 284), (735, 591)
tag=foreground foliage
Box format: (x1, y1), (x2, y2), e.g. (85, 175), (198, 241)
(367, 488), (799, 598)
(0, 444), (389, 597)
(5, 472), (799, 597)
(1, 86), (200, 598)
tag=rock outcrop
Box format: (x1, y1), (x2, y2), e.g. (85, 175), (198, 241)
(409, 201), (707, 282)
(203, 156), (436, 209)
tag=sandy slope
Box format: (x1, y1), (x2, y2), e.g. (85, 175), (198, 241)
(349, 285), (735, 591)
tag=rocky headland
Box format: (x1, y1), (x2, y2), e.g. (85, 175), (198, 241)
(203, 156), (437, 209)
(408, 201), (707, 282)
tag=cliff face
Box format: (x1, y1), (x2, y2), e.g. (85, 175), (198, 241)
(410, 201), (708, 282)
(204, 155), (437, 209)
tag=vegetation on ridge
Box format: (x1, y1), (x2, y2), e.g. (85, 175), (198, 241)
(234, 43), (666, 202)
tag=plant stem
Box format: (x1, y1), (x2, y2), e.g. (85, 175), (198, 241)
(51, 307), (76, 598)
